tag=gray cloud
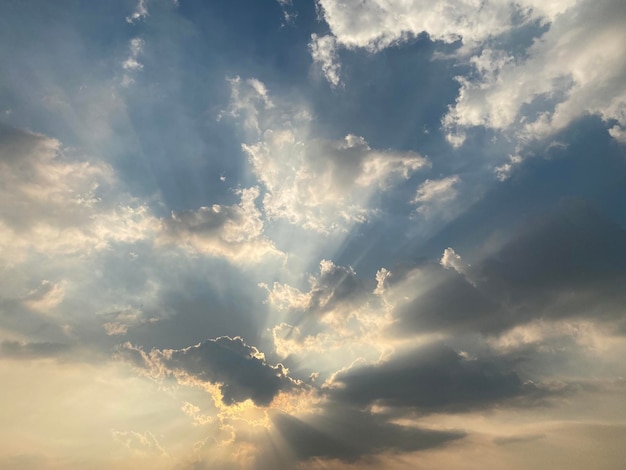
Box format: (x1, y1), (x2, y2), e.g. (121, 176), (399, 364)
(119, 336), (298, 406)
(393, 203), (626, 335)
(327, 343), (537, 413)
(269, 404), (464, 464)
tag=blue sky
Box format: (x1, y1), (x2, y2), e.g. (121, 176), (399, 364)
(1, 1), (626, 469)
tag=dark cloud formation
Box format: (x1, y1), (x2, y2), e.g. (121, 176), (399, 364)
(393, 263), (498, 333)
(269, 404), (464, 464)
(119, 336), (297, 406)
(393, 203), (626, 335)
(328, 343), (536, 413)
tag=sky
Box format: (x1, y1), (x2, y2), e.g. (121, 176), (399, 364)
(1, 0), (626, 468)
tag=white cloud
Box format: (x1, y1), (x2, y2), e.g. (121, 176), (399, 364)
(159, 187), (283, 264)
(309, 34), (342, 87)
(126, 0), (149, 23)
(316, 0), (626, 146)
(121, 38), (145, 87)
(0, 126), (156, 263)
(316, 0), (515, 52)
(228, 78), (429, 232)
(440, 247), (466, 274)
(315, 0), (577, 53)
(263, 260), (395, 365)
(413, 175), (459, 215)
(264, 259), (362, 314)
(494, 155), (523, 182)
(440, 247), (477, 286)
(443, 0), (626, 146)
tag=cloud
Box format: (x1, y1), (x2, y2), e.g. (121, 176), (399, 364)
(118, 336), (299, 406)
(121, 38), (145, 87)
(442, 0), (626, 145)
(310, 34), (342, 87)
(112, 430), (168, 457)
(316, 0), (626, 146)
(390, 203), (626, 336)
(101, 307), (158, 336)
(269, 404), (464, 464)
(494, 154), (523, 182)
(263, 259), (391, 361)
(22, 280), (66, 313)
(264, 259), (364, 316)
(227, 77), (429, 232)
(159, 186), (283, 263)
(315, 0), (536, 52)
(126, 0), (149, 23)
(327, 343), (538, 412)
(412, 175), (460, 215)
(0, 124), (156, 263)
(439, 247), (466, 275)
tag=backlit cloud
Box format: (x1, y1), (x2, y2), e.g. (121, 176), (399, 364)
(1, 1), (625, 468)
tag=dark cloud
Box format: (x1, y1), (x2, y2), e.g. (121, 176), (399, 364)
(119, 336), (298, 406)
(477, 202), (626, 306)
(328, 343), (537, 413)
(392, 263), (499, 333)
(269, 404), (464, 464)
(393, 203), (626, 335)
(0, 340), (70, 360)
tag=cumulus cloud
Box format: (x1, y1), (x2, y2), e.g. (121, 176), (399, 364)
(159, 186), (283, 263)
(439, 247), (465, 274)
(0, 125), (156, 263)
(327, 343), (540, 412)
(439, 246), (476, 286)
(443, 0), (626, 146)
(315, 0), (531, 52)
(118, 336), (299, 406)
(227, 78), (429, 232)
(315, 0), (626, 147)
(390, 204), (626, 336)
(264, 259), (364, 316)
(263, 260), (395, 367)
(0, 124), (279, 267)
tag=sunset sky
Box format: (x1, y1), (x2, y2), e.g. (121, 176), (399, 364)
(1, 0), (626, 468)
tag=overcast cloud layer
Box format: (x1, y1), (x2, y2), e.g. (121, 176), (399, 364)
(1, 1), (625, 469)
